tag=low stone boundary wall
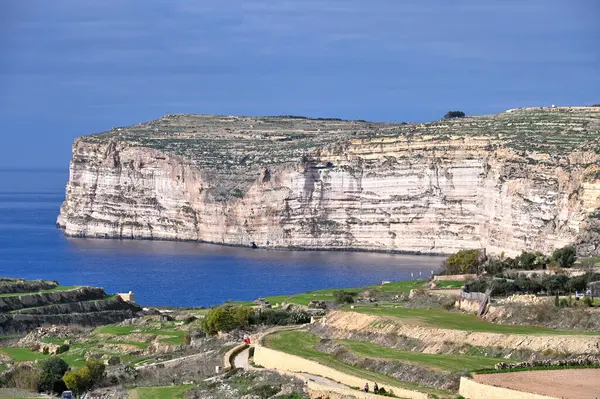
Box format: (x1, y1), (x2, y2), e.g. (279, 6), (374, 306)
(254, 345), (428, 399)
(458, 377), (558, 399)
(136, 352), (207, 370)
(434, 274), (476, 282)
(307, 380), (397, 399)
(460, 291), (487, 301)
(223, 343), (248, 371)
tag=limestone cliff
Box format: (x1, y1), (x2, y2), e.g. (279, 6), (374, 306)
(57, 107), (600, 256)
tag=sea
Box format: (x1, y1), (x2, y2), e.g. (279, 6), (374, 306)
(0, 169), (444, 307)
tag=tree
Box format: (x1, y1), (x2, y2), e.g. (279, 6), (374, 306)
(551, 246), (577, 268)
(201, 304), (254, 335)
(517, 251), (537, 270)
(63, 367), (91, 396)
(443, 111), (466, 119)
(567, 275), (588, 293)
(62, 359), (105, 395)
(333, 290), (357, 304)
(442, 249), (483, 274)
(542, 275), (569, 295)
(84, 358), (105, 384)
(38, 357), (69, 393)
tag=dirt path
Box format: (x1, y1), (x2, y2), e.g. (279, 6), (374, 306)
(233, 347), (250, 370)
(295, 372), (348, 389)
(474, 369), (600, 399)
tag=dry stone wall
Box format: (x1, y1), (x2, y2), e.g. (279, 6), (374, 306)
(254, 345), (428, 399)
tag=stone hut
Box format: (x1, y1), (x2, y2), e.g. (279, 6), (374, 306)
(117, 291), (135, 303)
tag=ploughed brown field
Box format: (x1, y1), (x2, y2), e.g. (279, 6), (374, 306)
(474, 369), (600, 399)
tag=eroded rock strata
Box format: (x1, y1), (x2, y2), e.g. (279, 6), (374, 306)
(57, 107), (600, 255)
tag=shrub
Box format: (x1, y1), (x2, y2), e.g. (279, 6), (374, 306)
(249, 309), (311, 326)
(551, 246), (577, 268)
(250, 384), (280, 398)
(56, 344), (70, 354)
(517, 251), (537, 270)
(63, 367), (91, 395)
(483, 258), (506, 276)
(559, 298), (569, 307)
(63, 358), (105, 395)
(567, 275), (588, 293)
(201, 304), (254, 335)
(443, 110), (466, 119)
(183, 332), (192, 345)
(514, 276), (543, 294)
(85, 358), (105, 383)
(333, 290), (358, 304)
(442, 249), (482, 274)
(6, 365), (41, 391)
(38, 357), (69, 393)
(542, 274), (570, 295)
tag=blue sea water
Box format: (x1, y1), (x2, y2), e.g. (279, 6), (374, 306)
(0, 169), (443, 307)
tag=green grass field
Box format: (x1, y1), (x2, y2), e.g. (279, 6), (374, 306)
(263, 280), (428, 306)
(347, 306), (600, 335)
(96, 324), (185, 344)
(263, 331), (449, 396)
(129, 384), (194, 399)
(433, 281), (465, 289)
(0, 348), (49, 362)
(0, 286), (80, 297)
(337, 339), (500, 372)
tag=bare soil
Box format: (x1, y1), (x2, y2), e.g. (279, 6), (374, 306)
(474, 369), (600, 399)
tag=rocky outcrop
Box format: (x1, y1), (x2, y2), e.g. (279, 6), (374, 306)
(12, 297), (139, 315)
(0, 287), (105, 312)
(0, 310), (140, 335)
(0, 279), (143, 334)
(57, 107), (600, 256)
(0, 278), (58, 294)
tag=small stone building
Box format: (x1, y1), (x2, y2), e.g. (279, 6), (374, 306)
(117, 291), (135, 303)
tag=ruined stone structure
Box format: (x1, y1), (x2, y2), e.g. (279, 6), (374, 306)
(57, 107), (600, 256)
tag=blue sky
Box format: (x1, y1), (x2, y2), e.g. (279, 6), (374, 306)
(0, 0), (598, 168)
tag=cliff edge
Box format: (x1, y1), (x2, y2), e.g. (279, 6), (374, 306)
(57, 106), (600, 256)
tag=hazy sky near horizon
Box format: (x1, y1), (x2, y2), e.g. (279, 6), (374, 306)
(0, 0), (598, 168)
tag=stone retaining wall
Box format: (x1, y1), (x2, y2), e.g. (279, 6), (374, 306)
(223, 343), (248, 371)
(307, 381), (398, 399)
(254, 345), (428, 399)
(458, 377), (558, 399)
(433, 274), (476, 282)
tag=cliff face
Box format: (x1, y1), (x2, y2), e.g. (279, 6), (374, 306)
(57, 107), (600, 256)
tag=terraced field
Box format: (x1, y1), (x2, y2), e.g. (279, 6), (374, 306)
(258, 280), (427, 307)
(0, 278), (141, 335)
(345, 305), (600, 335)
(1, 315), (191, 369)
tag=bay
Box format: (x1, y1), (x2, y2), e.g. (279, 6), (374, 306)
(0, 169), (443, 307)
